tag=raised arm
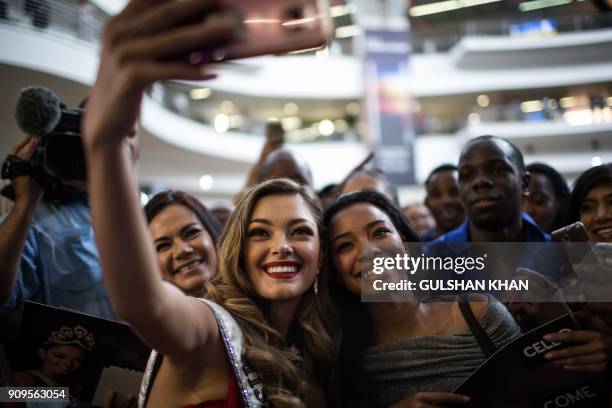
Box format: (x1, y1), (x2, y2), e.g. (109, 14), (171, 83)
(0, 137), (42, 303)
(82, 0), (240, 358)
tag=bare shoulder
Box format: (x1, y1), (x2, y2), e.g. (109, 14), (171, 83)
(182, 296), (223, 352)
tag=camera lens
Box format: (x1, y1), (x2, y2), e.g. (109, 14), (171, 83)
(286, 7), (303, 21)
(282, 4), (306, 32)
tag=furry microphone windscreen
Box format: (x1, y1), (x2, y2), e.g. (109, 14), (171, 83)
(15, 86), (62, 136)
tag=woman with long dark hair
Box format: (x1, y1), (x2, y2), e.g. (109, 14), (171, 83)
(324, 190), (520, 408)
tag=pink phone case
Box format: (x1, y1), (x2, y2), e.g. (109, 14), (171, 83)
(217, 0), (333, 60)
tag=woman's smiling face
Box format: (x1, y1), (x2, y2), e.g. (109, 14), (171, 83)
(149, 204), (217, 297)
(245, 193), (321, 301)
(579, 182), (612, 243)
(330, 203), (405, 295)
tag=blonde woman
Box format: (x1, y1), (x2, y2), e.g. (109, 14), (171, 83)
(82, 2), (337, 406)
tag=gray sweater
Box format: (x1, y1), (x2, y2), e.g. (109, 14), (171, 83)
(359, 299), (520, 408)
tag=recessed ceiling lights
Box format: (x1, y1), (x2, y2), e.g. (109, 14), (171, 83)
(190, 88), (211, 100)
(199, 175), (214, 191)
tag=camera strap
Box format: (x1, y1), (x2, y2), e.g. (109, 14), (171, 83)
(1, 154), (32, 180)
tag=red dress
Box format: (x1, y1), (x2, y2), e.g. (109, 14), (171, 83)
(182, 372), (243, 408)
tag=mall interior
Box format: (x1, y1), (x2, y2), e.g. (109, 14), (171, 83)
(0, 0), (610, 208)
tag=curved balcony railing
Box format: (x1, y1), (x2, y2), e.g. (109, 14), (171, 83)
(413, 12), (612, 53)
(415, 93), (612, 135)
(147, 82), (364, 144)
(0, 0), (106, 46)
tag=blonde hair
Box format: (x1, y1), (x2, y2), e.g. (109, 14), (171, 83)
(205, 178), (338, 406)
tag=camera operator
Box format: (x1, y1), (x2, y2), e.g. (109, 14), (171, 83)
(0, 91), (138, 320)
(0, 134), (114, 320)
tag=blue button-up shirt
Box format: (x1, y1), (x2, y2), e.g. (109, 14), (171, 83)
(429, 213), (562, 281)
(2, 199), (115, 319)
(434, 213), (552, 244)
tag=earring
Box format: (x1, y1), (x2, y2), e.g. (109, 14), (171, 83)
(314, 270), (320, 295)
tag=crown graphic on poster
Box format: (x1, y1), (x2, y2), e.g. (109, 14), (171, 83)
(45, 325), (96, 351)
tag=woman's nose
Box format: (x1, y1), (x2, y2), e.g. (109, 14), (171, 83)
(594, 202), (612, 222)
(175, 240), (194, 258)
(272, 236), (293, 257)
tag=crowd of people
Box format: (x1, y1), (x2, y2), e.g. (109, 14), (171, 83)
(1, 0), (612, 406)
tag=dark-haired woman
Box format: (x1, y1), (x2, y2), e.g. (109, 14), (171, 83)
(324, 190), (520, 408)
(145, 191), (222, 298)
(10, 325), (94, 403)
(523, 163), (570, 233)
(542, 163), (612, 375)
(566, 163), (612, 243)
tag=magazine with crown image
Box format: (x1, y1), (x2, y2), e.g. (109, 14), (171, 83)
(6, 301), (150, 407)
(454, 313), (608, 408)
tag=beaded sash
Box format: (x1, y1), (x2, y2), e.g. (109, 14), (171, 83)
(138, 298), (265, 407)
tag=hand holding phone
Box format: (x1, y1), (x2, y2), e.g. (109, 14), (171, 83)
(551, 222), (591, 244)
(213, 0), (333, 61)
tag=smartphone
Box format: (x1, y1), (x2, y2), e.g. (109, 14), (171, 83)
(551, 222), (590, 243)
(552, 222), (595, 279)
(265, 120), (285, 145)
(210, 0), (333, 61)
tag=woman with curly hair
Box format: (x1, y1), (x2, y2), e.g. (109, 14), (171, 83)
(138, 179), (338, 407)
(81, 1), (338, 406)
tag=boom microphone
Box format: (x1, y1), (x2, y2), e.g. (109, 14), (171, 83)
(15, 86), (62, 136)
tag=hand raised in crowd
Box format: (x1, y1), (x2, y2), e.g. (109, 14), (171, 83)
(390, 392), (470, 408)
(83, 0), (243, 152)
(543, 329), (612, 373)
(9, 136), (43, 207)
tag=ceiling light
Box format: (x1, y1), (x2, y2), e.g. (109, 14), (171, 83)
(346, 102), (361, 116)
(199, 175), (214, 191)
(281, 116), (302, 131)
(190, 88), (211, 100)
(284, 102), (299, 116)
(214, 113), (229, 133)
(409, 0), (502, 17)
(229, 115), (243, 129)
(318, 119), (335, 136)
(334, 119), (349, 133)
(592, 156), (602, 167)
(519, 0), (573, 12)
(139, 192), (149, 206)
(220, 100), (234, 113)
(330, 4), (357, 17)
(560, 97), (577, 109)
(335, 25), (361, 39)
(520, 100), (544, 113)
(477, 94), (490, 108)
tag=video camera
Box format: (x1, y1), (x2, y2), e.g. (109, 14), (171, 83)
(1, 87), (87, 198)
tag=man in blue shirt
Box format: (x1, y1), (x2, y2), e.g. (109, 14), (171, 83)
(431, 135), (562, 282)
(0, 132), (136, 320)
(437, 135), (550, 244)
